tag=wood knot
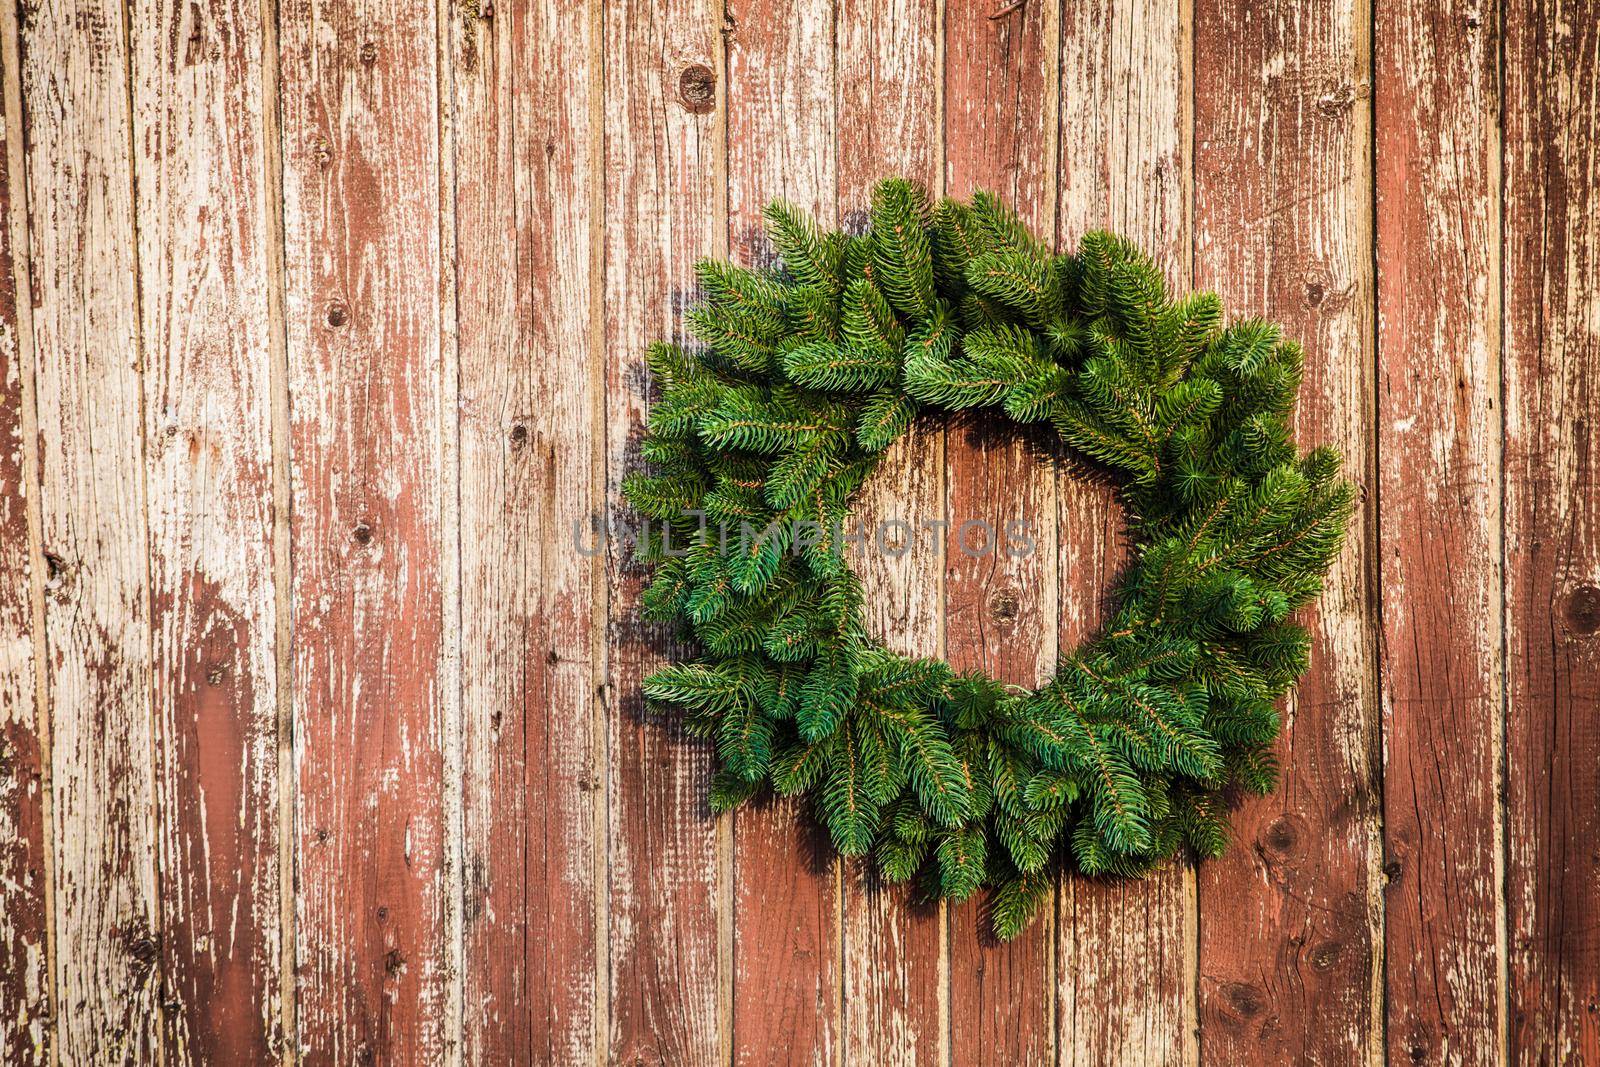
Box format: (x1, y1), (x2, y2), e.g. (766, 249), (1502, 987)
(677, 64), (715, 113)
(1222, 981), (1266, 1018)
(325, 300), (349, 327)
(1261, 813), (1301, 855)
(41, 551), (68, 596)
(121, 924), (160, 976)
(1304, 280), (1325, 307)
(509, 423), (529, 449)
(206, 664), (227, 686)
(310, 136), (333, 169)
(989, 589), (1021, 623)
(352, 522), (374, 545)
(1564, 583), (1600, 634)
(359, 41), (378, 66)
(1309, 939), (1343, 972)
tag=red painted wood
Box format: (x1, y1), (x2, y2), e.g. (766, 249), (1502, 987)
(8, 1), (1600, 1059)
(1054, 0), (1194, 1060)
(943, 0), (1058, 1061)
(1192, 0), (1381, 1060)
(451, 1), (601, 1062)
(1374, 0), (1504, 1060)
(603, 0), (726, 1062)
(0, 46), (48, 1065)
(1503, 0), (1600, 1059)
(131, 0), (286, 1058)
(725, 2), (843, 1062)
(836, 1), (946, 1061)
(278, 4), (450, 1061)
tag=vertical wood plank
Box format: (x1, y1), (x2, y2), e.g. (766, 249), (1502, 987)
(449, 0), (601, 1061)
(1191, 0), (1381, 1061)
(130, 0), (284, 1059)
(723, 2), (842, 1063)
(446, 2), (601, 1062)
(15, 0), (165, 1059)
(1054, 0), (1196, 1062)
(941, 1), (1058, 1062)
(1503, 0), (1600, 1060)
(278, 2), (450, 1061)
(0, 26), (48, 1064)
(603, 0), (725, 1061)
(835, 1), (944, 1061)
(1374, 0), (1504, 1061)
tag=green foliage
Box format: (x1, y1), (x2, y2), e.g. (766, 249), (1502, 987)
(870, 178), (937, 318)
(624, 178), (1355, 940)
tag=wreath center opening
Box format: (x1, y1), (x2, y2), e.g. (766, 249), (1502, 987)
(846, 415), (1132, 694)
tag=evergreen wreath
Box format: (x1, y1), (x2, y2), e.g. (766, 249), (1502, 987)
(623, 177), (1354, 939)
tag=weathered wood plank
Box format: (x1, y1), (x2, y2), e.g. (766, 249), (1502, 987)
(1503, 0), (1600, 1060)
(723, 2), (842, 1063)
(15, 0), (164, 1059)
(1191, 0), (1381, 1061)
(448, 1), (601, 1062)
(1054, 0), (1194, 1062)
(942, 0), (1058, 1061)
(603, 0), (725, 1062)
(129, 0), (284, 1059)
(836, 1), (944, 1061)
(277, 3), (450, 1061)
(0, 26), (48, 1064)
(1374, 0), (1504, 1060)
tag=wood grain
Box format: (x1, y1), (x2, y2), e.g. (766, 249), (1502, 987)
(7, 0), (1600, 1060)
(1374, 0), (1504, 1061)
(836, 1), (945, 1061)
(602, 0), (725, 1062)
(1055, 0), (1195, 1061)
(129, 0), (285, 1059)
(0, 25), (48, 1063)
(723, 2), (842, 1063)
(1191, 0), (1381, 1061)
(448, 1), (601, 1062)
(942, 0), (1058, 1062)
(15, 0), (165, 1059)
(1503, 0), (1600, 1060)
(277, 3), (450, 1061)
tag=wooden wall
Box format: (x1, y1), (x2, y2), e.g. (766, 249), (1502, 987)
(0, 0), (1595, 1063)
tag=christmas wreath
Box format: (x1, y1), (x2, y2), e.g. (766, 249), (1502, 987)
(623, 178), (1353, 939)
